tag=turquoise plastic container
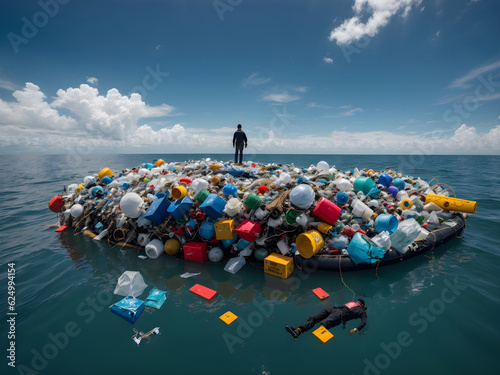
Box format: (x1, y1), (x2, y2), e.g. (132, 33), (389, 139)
(199, 217), (216, 240)
(393, 178), (405, 191)
(353, 177), (376, 195)
(346, 233), (385, 265)
(374, 214), (399, 234)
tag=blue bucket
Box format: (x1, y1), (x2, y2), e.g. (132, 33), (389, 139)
(374, 214), (399, 234)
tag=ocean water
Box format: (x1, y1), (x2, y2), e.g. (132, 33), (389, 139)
(1, 154), (499, 375)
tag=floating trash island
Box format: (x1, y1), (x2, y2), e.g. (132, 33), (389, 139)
(49, 159), (476, 275)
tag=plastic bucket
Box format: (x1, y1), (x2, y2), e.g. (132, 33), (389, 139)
(195, 189), (210, 204)
(374, 214), (399, 234)
(155, 159), (165, 167)
(296, 230), (324, 258)
(353, 177), (376, 195)
(244, 193), (261, 210)
(172, 186), (187, 200)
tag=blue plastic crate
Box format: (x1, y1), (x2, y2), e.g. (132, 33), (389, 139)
(200, 194), (226, 219)
(167, 195), (193, 219)
(144, 197), (171, 224)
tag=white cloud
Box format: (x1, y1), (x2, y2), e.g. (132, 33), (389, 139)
(307, 102), (332, 109)
(449, 59), (500, 89)
(0, 82), (176, 143)
(329, 0), (423, 45)
(86, 76), (98, 85)
(0, 78), (18, 91)
(340, 107), (363, 116)
(242, 73), (271, 87)
(261, 90), (301, 103)
(293, 86), (308, 93)
(323, 57), (334, 63)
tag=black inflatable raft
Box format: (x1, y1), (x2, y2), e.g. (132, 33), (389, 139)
(295, 214), (466, 272)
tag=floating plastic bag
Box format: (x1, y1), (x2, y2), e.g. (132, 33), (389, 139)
(372, 231), (391, 251)
(144, 287), (167, 309)
(390, 218), (421, 254)
(224, 256), (246, 274)
(114, 271), (148, 298)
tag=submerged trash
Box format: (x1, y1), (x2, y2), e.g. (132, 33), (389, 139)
(49, 158), (475, 272)
(179, 272), (201, 279)
(114, 271), (148, 298)
(132, 327), (160, 345)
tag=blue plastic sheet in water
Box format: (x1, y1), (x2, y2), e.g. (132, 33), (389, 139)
(144, 287), (167, 309)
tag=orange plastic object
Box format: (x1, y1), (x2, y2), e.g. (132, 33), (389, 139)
(312, 288), (329, 300)
(49, 196), (64, 213)
(190, 284), (217, 300)
(55, 226), (68, 232)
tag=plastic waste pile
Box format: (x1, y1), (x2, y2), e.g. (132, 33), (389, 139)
(49, 158), (476, 270)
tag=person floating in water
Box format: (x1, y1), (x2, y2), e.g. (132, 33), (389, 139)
(232, 124), (247, 164)
(285, 298), (367, 340)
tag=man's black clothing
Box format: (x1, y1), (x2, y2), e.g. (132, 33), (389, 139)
(298, 305), (367, 332)
(233, 129), (247, 163)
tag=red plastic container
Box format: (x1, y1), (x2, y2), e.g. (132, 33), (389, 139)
(183, 242), (208, 262)
(312, 197), (341, 225)
(49, 196), (64, 213)
(235, 220), (262, 242)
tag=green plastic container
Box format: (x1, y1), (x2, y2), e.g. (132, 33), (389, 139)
(195, 189), (210, 204)
(243, 193), (261, 210)
(254, 248), (269, 261)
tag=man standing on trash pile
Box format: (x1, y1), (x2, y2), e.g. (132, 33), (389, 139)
(232, 124), (248, 164)
(285, 298), (367, 340)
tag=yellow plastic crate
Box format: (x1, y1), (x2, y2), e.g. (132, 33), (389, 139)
(264, 253), (293, 279)
(219, 311), (238, 325)
(214, 220), (236, 240)
(313, 325), (334, 344)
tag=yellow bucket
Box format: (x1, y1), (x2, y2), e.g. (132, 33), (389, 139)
(98, 167), (113, 181)
(171, 186), (187, 200)
(425, 194), (477, 214)
(155, 159), (165, 167)
(296, 230), (324, 258)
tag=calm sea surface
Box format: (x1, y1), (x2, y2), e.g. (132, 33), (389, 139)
(1, 154), (499, 375)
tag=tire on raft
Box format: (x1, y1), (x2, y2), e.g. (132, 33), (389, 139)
(295, 213), (466, 272)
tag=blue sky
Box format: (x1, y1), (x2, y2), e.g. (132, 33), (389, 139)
(0, 0), (499, 154)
